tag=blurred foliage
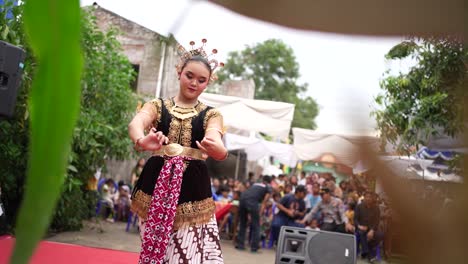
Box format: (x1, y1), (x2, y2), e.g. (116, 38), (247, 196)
(0, 0), (34, 235)
(216, 39), (319, 130)
(11, 0), (83, 262)
(373, 37), (467, 154)
(0, 2), (137, 238)
(50, 8), (138, 232)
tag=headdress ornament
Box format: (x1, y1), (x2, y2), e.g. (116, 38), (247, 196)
(176, 39), (224, 82)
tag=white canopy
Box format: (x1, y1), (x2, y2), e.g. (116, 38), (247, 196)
(224, 133), (297, 167)
(199, 93), (295, 139)
(381, 156), (463, 183)
(292, 127), (380, 169)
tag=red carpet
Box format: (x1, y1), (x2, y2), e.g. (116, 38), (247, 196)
(0, 236), (139, 264)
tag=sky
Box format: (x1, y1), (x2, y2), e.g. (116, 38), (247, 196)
(81, 0), (408, 136)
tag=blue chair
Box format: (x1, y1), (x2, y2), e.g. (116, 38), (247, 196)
(355, 231), (382, 261)
(126, 211), (139, 232)
(95, 199), (103, 217)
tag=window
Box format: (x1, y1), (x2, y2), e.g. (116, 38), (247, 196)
(130, 64), (140, 92)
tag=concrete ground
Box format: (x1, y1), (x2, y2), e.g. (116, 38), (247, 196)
(47, 220), (390, 264)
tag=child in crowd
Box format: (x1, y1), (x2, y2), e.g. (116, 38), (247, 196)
(261, 199), (274, 248)
(218, 185), (232, 203)
(115, 185), (131, 221)
(98, 184), (115, 222)
(345, 202), (356, 234)
(305, 218), (320, 231)
(217, 188), (236, 235)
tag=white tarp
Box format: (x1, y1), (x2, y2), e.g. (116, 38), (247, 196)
(292, 127), (380, 169)
(224, 133), (297, 167)
(199, 93), (295, 139)
(380, 156), (463, 183)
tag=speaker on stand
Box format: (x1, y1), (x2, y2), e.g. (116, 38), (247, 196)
(0, 40), (26, 119)
(275, 226), (356, 264)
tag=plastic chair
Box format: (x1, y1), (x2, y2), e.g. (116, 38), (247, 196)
(95, 200), (102, 217)
(126, 211), (139, 232)
(355, 231), (382, 261)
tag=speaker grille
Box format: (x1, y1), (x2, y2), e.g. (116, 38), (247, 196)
(308, 232), (355, 264)
(276, 226), (356, 264)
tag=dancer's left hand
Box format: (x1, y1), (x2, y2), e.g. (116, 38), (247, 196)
(196, 137), (226, 160)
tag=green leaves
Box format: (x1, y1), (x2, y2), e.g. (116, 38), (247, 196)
(11, 0), (83, 264)
(49, 9), (137, 231)
(0, 0), (137, 245)
(373, 37), (467, 153)
(386, 40), (418, 59)
(216, 39), (319, 130)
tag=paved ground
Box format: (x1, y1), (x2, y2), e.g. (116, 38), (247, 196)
(47, 220), (391, 264)
(47, 220), (275, 264)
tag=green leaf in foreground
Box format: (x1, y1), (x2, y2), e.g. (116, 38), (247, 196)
(10, 0), (83, 263)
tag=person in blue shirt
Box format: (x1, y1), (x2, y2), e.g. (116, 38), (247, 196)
(270, 185), (307, 247)
(305, 183), (322, 218)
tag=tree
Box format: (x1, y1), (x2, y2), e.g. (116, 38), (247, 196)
(373, 37), (467, 153)
(216, 39), (319, 130)
(51, 8), (138, 231)
(0, 4), (138, 233)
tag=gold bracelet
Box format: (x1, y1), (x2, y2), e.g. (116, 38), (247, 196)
(218, 151), (229, 161)
(138, 110), (152, 116)
(206, 127), (225, 136)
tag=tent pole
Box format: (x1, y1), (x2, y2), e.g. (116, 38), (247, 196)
(235, 150), (240, 180)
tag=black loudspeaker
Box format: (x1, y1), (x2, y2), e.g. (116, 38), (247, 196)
(0, 40), (25, 118)
(276, 226), (356, 264)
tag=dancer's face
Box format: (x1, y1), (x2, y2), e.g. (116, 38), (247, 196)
(179, 61), (211, 101)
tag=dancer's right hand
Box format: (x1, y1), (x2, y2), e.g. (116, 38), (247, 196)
(138, 128), (169, 151)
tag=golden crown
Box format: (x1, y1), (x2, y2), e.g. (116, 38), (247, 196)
(176, 39), (224, 82)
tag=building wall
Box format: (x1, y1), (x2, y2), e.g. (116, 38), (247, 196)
(160, 44), (180, 99)
(92, 5), (179, 99)
(219, 79), (255, 99)
(91, 6), (182, 183)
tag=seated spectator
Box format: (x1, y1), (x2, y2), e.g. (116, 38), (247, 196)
(300, 188), (353, 233)
(345, 202), (356, 234)
(211, 178), (221, 201)
(217, 187), (234, 235)
(355, 191), (384, 262)
(115, 185), (131, 221)
(217, 185), (232, 203)
(98, 184), (115, 221)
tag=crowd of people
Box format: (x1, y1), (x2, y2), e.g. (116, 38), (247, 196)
(211, 171), (393, 263)
(95, 158), (145, 223)
(95, 161), (457, 264)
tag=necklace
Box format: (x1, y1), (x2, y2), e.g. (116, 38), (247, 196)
(170, 98), (199, 120)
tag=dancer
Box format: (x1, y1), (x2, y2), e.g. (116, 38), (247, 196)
(128, 39), (227, 264)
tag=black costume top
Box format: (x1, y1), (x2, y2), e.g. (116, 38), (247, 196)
(130, 97), (222, 230)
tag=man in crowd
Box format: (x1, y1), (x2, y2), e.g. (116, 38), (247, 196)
(236, 175), (272, 252)
(355, 191), (383, 262)
(305, 183), (322, 214)
(270, 185), (307, 247)
(300, 188), (354, 233)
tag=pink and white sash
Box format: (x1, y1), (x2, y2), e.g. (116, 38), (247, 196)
(138, 156), (188, 264)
